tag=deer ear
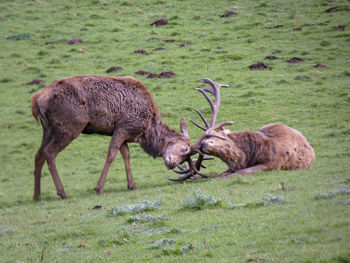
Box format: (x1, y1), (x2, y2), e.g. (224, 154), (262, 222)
(180, 117), (189, 140)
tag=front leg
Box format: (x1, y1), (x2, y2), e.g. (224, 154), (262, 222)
(216, 164), (269, 179)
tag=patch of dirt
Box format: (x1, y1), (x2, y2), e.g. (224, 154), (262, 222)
(249, 62), (272, 70)
(135, 70), (153, 76)
(285, 57), (305, 63)
(246, 258), (266, 263)
(265, 25), (284, 29)
(264, 56), (280, 60)
(135, 71), (175, 78)
(313, 64), (328, 68)
(216, 46), (223, 49)
(150, 19), (168, 26)
(44, 41), (54, 45)
(67, 38), (84, 45)
(325, 6), (342, 13)
(25, 79), (45, 85)
(106, 66), (123, 73)
(220, 11), (237, 18)
(179, 42), (192, 47)
(134, 49), (148, 55)
(333, 25), (346, 31)
(164, 39), (175, 43)
(152, 47), (166, 51)
(293, 27), (302, 31)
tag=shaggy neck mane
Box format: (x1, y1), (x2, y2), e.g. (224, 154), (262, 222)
(138, 113), (181, 158)
(229, 131), (269, 168)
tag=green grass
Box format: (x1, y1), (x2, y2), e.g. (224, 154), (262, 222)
(0, 0), (349, 262)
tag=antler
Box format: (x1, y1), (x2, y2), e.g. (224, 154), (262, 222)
(167, 78), (231, 181)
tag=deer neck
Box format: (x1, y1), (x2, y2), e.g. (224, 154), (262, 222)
(229, 131), (268, 169)
(138, 114), (180, 158)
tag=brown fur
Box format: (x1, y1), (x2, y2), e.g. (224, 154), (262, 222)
(200, 123), (315, 176)
(31, 75), (190, 199)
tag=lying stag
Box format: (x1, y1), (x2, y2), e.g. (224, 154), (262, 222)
(31, 75), (191, 199)
(168, 78), (315, 180)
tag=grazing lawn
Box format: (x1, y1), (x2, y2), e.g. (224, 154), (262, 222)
(0, 0), (349, 262)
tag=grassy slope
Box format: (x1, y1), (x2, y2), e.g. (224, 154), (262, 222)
(0, 0), (349, 262)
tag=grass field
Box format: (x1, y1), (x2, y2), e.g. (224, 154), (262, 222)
(0, 0), (350, 262)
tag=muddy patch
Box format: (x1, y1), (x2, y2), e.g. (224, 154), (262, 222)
(285, 57), (305, 63)
(264, 56), (280, 60)
(67, 38), (84, 45)
(106, 66), (123, 73)
(249, 62), (272, 70)
(220, 11), (237, 18)
(179, 42), (192, 47)
(25, 79), (45, 85)
(313, 64), (327, 68)
(135, 71), (175, 78)
(134, 49), (149, 55)
(325, 6), (342, 13)
(333, 25), (346, 31)
(265, 25), (284, 29)
(151, 19), (168, 26)
(152, 47), (166, 51)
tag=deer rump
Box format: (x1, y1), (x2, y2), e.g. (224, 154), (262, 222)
(200, 123), (315, 176)
(31, 75), (190, 199)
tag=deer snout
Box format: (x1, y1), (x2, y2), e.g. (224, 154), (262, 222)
(164, 154), (177, 170)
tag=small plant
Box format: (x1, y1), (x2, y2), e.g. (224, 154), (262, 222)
(0, 225), (15, 237)
(148, 238), (174, 249)
(262, 194), (289, 206)
(162, 243), (195, 255)
(110, 200), (161, 216)
(315, 187), (350, 200)
(180, 190), (226, 210)
(127, 214), (167, 224)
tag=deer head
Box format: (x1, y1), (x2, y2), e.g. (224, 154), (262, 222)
(167, 78), (233, 181)
(163, 117), (191, 169)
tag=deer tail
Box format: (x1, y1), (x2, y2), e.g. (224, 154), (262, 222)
(31, 91), (42, 123)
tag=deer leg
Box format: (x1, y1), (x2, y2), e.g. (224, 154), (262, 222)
(33, 150), (46, 200)
(33, 125), (51, 200)
(42, 133), (80, 199)
(217, 164), (269, 179)
(95, 132), (127, 194)
(120, 142), (137, 190)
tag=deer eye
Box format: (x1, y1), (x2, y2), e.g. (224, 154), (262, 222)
(181, 147), (189, 154)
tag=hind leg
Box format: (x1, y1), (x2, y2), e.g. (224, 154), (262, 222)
(42, 134), (77, 199)
(33, 125), (51, 200)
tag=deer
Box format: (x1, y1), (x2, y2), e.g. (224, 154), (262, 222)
(31, 75), (192, 199)
(167, 78), (315, 181)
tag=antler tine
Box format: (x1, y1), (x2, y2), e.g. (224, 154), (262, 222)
(193, 109), (209, 129)
(198, 78), (229, 127)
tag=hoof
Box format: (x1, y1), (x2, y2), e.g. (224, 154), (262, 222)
(95, 186), (103, 195)
(128, 185), (137, 190)
(57, 192), (67, 199)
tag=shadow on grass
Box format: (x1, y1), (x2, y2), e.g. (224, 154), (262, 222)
(0, 176), (211, 209)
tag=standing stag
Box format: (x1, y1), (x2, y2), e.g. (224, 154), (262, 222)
(168, 78), (315, 180)
(31, 75), (191, 199)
